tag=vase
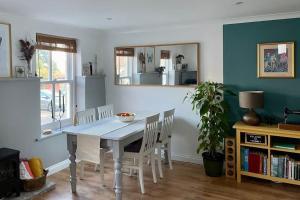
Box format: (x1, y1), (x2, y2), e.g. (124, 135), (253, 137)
(27, 60), (33, 78)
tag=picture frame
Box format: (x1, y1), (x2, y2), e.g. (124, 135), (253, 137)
(257, 42), (295, 78)
(82, 64), (91, 76)
(145, 46), (155, 70)
(0, 22), (12, 78)
(15, 66), (25, 78)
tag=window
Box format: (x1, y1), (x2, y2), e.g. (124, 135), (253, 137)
(115, 48), (134, 85)
(36, 33), (77, 131)
(38, 50), (74, 130)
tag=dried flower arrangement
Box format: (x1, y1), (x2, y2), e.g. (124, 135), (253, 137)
(19, 39), (36, 75)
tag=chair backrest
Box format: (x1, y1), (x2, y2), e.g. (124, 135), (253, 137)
(97, 104), (114, 120)
(159, 109), (175, 142)
(77, 108), (96, 125)
(140, 113), (160, 154)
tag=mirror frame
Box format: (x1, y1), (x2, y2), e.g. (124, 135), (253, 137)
(114, 42), (200, 87)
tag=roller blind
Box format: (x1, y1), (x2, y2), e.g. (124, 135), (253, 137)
(36, 33), (77, 53)
(115, 48), (134, 57)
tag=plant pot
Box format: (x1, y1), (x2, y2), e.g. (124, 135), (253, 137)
(202, 152), (224, 177)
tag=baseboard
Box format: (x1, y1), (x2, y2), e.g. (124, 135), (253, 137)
(172, 154), (202, 164)
(47, 159), (70, 176)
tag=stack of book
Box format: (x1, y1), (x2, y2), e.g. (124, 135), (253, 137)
(241, 148), (267, 175)
(271, 155), (300, 180)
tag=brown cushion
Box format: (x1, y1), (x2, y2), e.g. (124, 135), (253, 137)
(124, 138), (143, 153)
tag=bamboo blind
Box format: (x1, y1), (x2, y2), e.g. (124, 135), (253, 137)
(36, 33), (77, 53)
(115, 48), (134, 57)
(161, 50), (170, 59)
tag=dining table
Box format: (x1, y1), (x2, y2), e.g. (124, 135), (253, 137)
(63, 111), (167, 200)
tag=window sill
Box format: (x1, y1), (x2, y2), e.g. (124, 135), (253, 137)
(35, 126), (72, 142)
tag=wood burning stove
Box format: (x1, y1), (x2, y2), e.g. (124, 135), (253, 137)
(0, 148), (20, 198)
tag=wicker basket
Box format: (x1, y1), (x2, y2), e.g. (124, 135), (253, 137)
(22, 170), (48, 192)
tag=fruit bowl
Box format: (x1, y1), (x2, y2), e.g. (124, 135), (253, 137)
(116, 112), (136, 122)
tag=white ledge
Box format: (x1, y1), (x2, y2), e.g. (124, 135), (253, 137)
(0, 77), (41, 82)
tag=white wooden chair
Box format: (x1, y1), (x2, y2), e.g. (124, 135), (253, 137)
(155, 109), (175, 178)
(97, 104), (114, 120)
(122, 113), (160, 194)
(76, 108), (105, 183)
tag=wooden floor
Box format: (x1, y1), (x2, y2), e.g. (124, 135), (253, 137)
(35, 159), (300, 200)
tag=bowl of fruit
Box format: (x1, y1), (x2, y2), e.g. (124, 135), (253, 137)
(116, 112), (136, 122)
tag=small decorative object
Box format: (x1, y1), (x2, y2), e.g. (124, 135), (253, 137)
(155, 66), (165, 75)
(0, 23), (12, 77)
(89, 62), (93, 76)
(138, 52), (146, 72)
(82, 64), (91, 76)
(57, 90), (65, 130)
(116, 112), (136, 122)
(278, 107), (300, 131)
(15, 66), (25, 78)
(245, 133), (267, 146)
(257, 42), (295, 78)
(176, 54), (184, 71)
(185, 82), (233, 177)
(239, 91), (264, 126)
(19, 39), (36, 77)
(225, 137), (236, 179)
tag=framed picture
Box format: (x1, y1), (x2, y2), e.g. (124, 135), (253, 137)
(0, 22), (12, 78)
(82, 64), (91, 76)
(145, 47), (155, 70)
(257, 42), (295, 78)
(15, 66), (25, 78)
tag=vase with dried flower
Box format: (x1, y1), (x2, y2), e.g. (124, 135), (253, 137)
(19, 39), (36, 77)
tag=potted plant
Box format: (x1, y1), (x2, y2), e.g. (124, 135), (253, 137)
(185, 82), (231, 177)
(19, 39), (36, 77)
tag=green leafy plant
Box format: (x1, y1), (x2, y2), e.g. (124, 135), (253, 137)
(185, 82), (232, 158)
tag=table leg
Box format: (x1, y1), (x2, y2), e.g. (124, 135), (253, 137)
(164, 144), (169, 164)
(113, 141), (123, 200)
(67, 134), (77, 193)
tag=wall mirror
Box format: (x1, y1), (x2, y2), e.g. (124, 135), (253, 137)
(114, 43), (199, 86)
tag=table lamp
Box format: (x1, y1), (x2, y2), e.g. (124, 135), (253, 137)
(239, 91), (264, 126)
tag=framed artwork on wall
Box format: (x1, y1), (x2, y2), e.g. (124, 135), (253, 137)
(257, 42), (295, 78)
(145, 47), (155, 71)
(0, 22), (12, 78)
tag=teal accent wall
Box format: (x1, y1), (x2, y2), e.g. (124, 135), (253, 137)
(224, 18), (300, 124)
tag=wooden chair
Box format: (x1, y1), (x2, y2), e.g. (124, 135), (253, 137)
(122, 113), (160, 194)
(155, 109), (175, 178)
(76, 108), (105, 183)
(97, 104), (114, 120)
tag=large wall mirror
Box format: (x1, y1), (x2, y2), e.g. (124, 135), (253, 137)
(114, 43), (199, 86)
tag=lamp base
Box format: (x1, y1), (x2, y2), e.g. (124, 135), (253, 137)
(242, 109), (260, 126)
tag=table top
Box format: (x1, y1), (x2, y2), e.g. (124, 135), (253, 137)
(63, 111), (160, 141)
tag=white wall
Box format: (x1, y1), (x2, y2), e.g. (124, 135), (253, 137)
(0, 12), (104, 167)
(103, 20), (223, 163)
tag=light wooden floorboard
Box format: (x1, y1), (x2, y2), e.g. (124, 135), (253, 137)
(34, 159), (300, 200)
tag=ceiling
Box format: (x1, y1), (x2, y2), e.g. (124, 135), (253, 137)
(0, 0), (300, 30)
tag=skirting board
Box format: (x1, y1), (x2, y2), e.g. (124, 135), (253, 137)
(47, 159), (70, 176)
(47, 154), (202, 176)
(172, 154), (202, 164)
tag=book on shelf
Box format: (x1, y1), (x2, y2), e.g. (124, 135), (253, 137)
(271, 154), (300, 181)
(240, 148), (267, 175)
(273, 142), (296, 150)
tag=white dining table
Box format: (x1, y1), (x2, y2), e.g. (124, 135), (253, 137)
(63, 111), (166, 200)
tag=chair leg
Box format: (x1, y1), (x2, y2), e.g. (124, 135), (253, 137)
(157, 146), (164, 178)
(138, 159), (145, 194)
(80, 161), (85, 180)
(151, 153), (157, 183)
(100, 149), (105, 183)
(167, 142), (173, 170)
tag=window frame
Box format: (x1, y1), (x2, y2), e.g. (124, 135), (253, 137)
(37, 49), (76, 131)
